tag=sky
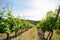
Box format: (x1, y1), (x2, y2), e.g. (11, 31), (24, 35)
(0, 0), (60, 21)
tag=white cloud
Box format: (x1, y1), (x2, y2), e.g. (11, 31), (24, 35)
(13, 0), (57, 21)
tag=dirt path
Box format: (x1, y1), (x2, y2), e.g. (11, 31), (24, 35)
(18, 27), (40, 40)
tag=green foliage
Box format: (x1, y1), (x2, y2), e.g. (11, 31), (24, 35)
(55, 17), (60, 30)
(0, 8), (33, 35)
(56, 29), (60, 35)
(38, 10), (60, 32)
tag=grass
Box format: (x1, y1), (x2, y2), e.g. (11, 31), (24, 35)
(52, 31), (60, 40)
(18, 27), (40, 40)
(18, 27), (60, 40)
(0, 27), (60, 40)
(45, 31), (60, 40)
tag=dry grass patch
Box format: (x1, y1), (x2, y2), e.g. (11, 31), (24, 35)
(18, 27), (40, 40)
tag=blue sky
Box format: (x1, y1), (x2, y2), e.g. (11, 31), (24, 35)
(0, 0), (60, 21)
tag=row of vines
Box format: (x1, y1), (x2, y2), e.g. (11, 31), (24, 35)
(37, 6), (60, 40)
(0, 6), (33, 40)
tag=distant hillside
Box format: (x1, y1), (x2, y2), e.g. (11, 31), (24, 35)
(21, 19), (40, 25)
